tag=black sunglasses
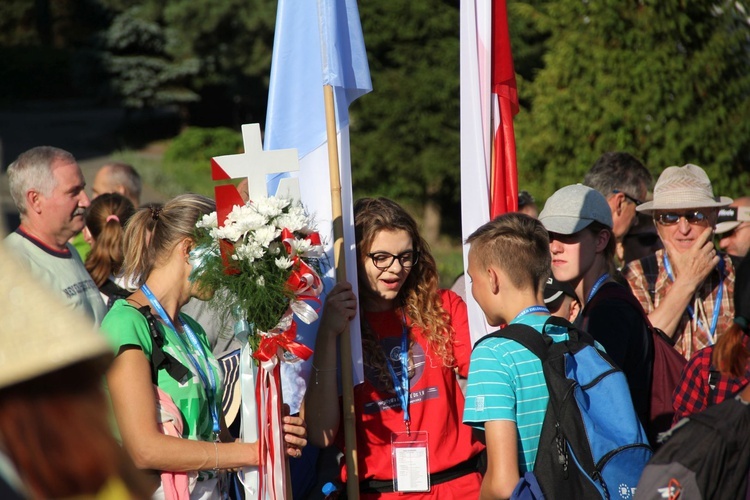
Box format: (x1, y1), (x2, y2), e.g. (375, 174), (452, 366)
(367, 251), (419, 271)
(612, 189), (643, 207)
(655, 211), (709, 226)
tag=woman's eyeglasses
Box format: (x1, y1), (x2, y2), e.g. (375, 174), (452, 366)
(654, 211), (709, 226)
(367, 251), (418, 271)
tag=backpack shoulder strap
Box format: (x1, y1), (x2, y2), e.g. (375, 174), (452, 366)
(542, 314), (596, 347)
(707, 366), (722, 405)
(475, 323), (550, 362)
(132, 304), (190, 384)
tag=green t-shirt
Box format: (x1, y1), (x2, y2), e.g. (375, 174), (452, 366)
(102, 300), (223, 442)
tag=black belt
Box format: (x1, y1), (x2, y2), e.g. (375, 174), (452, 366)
(359, 453), (481, 494)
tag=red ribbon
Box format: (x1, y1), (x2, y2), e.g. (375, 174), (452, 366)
(255, 361), (284, 498)
(252, 323), (314, 363)
(280, 228), (322, 254)
(280, 228), (324, 308)
(219, 239), (241, 275)
(287, 259), (322, 296)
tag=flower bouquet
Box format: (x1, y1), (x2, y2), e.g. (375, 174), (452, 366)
(190, 196), (324, 498)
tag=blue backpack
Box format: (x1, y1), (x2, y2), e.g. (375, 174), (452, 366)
(484, 316), (653, 499)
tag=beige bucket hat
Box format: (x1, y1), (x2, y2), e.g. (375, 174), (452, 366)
(0, 239), (111, 390)
(636, 164), (732, 215)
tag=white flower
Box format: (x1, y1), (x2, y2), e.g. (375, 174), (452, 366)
(289, 238), (312, 256)
(234, 241), (265, 262)
(256, 276), (265, 287)
(254, 196), (290, 218)
(275, 204), (309, 232)
(214, 224), (244, 242)
(196, 212), (218, 229)
(251, 226), (280, 248)
(269, 242), (283, 255)
(229, 206), (267, 232)
(275, 256), (294, 270)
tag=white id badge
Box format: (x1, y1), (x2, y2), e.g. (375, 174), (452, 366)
(391, 430), (430, 492)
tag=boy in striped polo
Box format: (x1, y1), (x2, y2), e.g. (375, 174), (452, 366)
(462, 213), (570, 500)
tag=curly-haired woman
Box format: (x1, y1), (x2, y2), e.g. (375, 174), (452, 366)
(304, 197), (484, 499)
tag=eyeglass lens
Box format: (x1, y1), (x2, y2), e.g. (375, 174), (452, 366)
(656, 211), (708, 226)
(369, 251), (417, 270)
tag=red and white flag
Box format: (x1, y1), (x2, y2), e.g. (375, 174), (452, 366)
(460, 0), (519, 343)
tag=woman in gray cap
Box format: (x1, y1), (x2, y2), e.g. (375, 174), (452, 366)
(539, 184), (654, 439)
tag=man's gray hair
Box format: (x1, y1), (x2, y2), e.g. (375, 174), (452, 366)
(7, 146), (76, 215)
(584, 152), (653, 201)
(103, 162), (142, 204)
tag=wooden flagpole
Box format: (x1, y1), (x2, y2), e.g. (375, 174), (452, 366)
(323, 83), (360, 500)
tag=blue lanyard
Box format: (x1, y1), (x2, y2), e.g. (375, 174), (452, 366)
(141, 285), (221, 437)
(512, 305), (549, 323)
(586, 273), (610, 304)
(385, 315), (411, 434)
(662, 255), (724, 344)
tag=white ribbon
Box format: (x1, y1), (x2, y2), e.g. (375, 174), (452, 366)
(238, 343), (260, 498)
(290, 299), (319, 325)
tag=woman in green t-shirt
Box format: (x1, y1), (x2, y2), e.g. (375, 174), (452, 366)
(102, 194), (307, 499)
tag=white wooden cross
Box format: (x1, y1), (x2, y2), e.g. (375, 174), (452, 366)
(211, 123), (301, 202)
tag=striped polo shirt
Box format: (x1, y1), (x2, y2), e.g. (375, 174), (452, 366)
(463, 313), (569, 473)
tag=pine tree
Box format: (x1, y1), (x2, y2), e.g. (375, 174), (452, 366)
(92, 5), (199, 110)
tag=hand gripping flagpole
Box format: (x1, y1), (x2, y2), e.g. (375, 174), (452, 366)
(323, 84), (360, 500)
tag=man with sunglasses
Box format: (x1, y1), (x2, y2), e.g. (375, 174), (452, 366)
(715, 197), (750, 264)
(623, 164), (735, 360)
(584, 152), (653, 264)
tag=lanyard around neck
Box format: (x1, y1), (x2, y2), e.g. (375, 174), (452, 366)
(512, 305), (549, 323)
(141, 284), (221, 436)
(662, 255), (724, 344)
(586, 273), (610, 304)
(384, 313), (411, 434)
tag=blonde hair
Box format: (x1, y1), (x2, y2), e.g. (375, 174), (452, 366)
(121, 194), (215, 287)
(466, 213), (551, 295)
(354, 198), (454, 391)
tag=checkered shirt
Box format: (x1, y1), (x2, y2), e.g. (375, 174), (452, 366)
(623, 249), (735, 359)
(672, 339), (750, 424)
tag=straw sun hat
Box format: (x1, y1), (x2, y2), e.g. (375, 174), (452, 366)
(636, 164), (732, 215)
(0, 243), (111, 390)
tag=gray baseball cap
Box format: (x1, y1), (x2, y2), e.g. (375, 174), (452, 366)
(539, 184), (613, 235)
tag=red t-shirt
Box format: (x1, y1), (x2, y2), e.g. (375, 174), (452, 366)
(339, 289), (484, 499)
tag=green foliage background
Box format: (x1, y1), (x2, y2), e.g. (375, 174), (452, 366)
(513, 0), (750, 201)
(162, 127), (244, 196)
